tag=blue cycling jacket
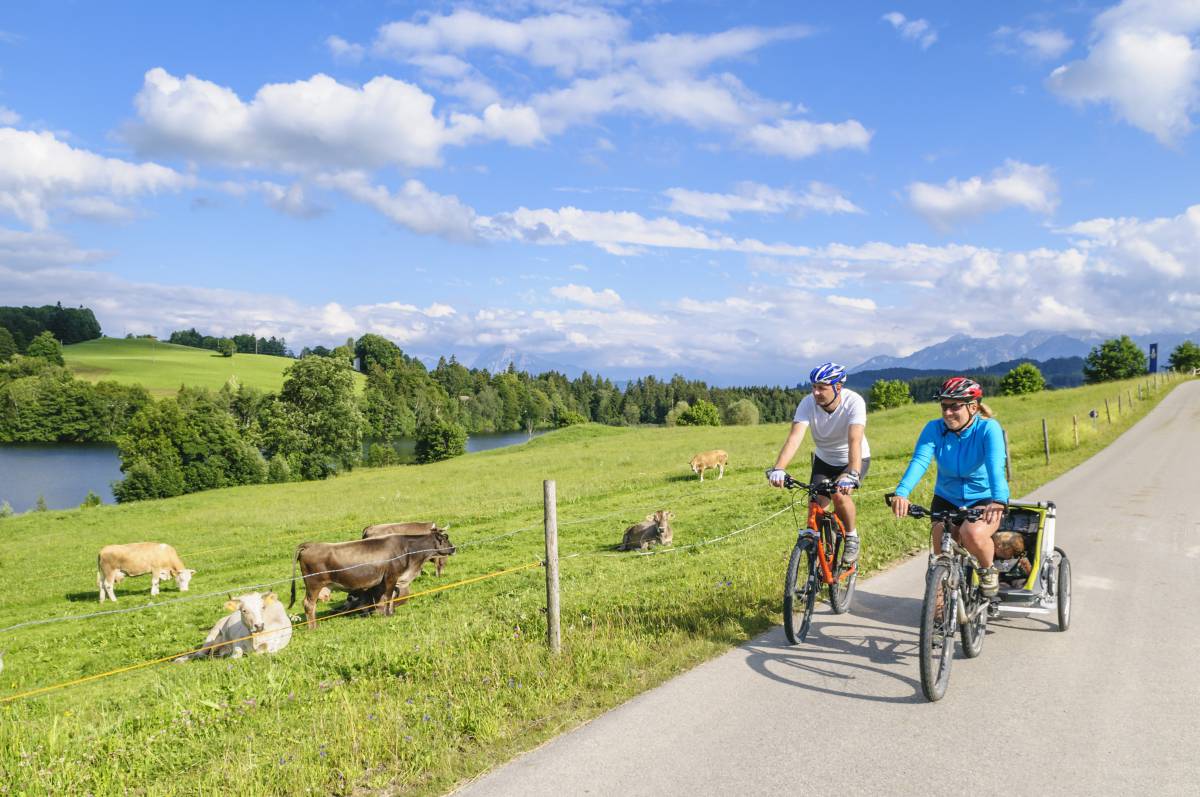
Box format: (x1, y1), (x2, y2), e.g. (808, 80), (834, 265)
(894, 416), (1010, 505)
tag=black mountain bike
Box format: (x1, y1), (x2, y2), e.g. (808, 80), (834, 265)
(782, 476), (857, 644)
(887, 495), (991, 702)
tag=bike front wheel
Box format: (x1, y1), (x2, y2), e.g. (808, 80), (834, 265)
(784, 540), (818, 644)
(919, 563), (955, 701)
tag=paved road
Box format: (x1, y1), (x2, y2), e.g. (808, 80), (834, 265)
(455, 381), (1200, 797)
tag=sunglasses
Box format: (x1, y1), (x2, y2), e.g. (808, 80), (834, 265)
(940, 402), (970, 412)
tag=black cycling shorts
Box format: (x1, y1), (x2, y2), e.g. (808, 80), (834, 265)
(930, 495), (993, 514)
(810, 454), (870, 486)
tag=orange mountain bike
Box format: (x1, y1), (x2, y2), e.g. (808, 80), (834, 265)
(781, 475), (857, 644)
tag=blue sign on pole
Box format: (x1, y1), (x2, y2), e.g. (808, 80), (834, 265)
(1148, 343), (1158, 373)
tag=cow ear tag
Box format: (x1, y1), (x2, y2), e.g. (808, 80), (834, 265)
(224, 600), (238, 612)
(264, 593), (277, 605)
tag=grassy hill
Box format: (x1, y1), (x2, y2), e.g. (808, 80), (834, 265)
(0, 373), (1188, 795)
(63, 337), (364, 396)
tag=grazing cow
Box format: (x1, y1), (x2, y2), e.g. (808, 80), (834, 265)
(176, 592), (292, 661)
(618, 510), (675, 551)
(362, 521), (451, 576)
(290, 530), (456, 629)
(97, 543), (195, 603)
(689, 450), (728, 481)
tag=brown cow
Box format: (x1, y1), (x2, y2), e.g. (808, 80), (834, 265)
(689, 450), (728, 481)
(289, 531), (455, 629)
(618, 510), (675, 551)
(362, 521), (450, 576)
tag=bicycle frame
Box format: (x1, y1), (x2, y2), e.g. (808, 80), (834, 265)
(801, 499), (856, 586)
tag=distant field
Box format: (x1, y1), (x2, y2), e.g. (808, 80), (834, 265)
(63, 337), (363, 396)
(0, 372), (1188, 795)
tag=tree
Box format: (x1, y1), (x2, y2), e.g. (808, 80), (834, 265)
(664, 400), (690, 427)
(1083, 335), (1147, 383)
(867, 379), (913, 411)
(26, 331), (64, 365)
(1168, 340), (1200, 373)
(261, 355), (363, 479)
(999, 363), (1045, 395)
(677, 398), (721, 426)
(217, 338), (236, 357)
(414, 416), (466, 463)
(724, 398), (760, 425)
(354, 333), (402, 374)
(0, 327), (16, 362)
(364, 442), (402, 467)
(80, 491), (103, 508)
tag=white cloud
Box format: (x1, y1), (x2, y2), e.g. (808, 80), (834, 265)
(127, 68), (543, 171)
(478, 205), (812, 256)
(1047, 0), (1200, 144)
(316, 171), (478, 241)
(742, 119), (872, 159)
(826, 295), (877, 312)
(995, 26), (1073, 60)
(907, 160), (1058, 227)
(664, 181), (862, 221)
(882, 12), (938, 49)
(0, 227), (108, 270)
(550, 283), (622, 308)
(0, 128), (188, 229)
(0, 106), (19, 125)
(326, 35), (365, 62)
(5, 202), (1199, 381)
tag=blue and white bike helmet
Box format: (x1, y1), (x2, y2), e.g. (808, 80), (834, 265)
(809, 362), (847, 387)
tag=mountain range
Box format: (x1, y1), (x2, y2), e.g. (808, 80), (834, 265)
(851, 329), (1198, 373)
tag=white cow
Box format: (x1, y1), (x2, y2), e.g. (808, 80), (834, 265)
(97, 542), (195, 603)
(176, 592), (292, 661)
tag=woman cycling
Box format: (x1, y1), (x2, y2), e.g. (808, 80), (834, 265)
(889, 377), (1008, 596)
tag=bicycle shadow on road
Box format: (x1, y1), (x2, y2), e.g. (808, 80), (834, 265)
(741, 615), (926, 704)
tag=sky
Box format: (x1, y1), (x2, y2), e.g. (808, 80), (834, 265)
(1, 0), (1199, 384)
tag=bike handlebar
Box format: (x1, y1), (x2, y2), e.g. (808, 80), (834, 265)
(781, 475), (839, 496)
(883, 493), (986, 523)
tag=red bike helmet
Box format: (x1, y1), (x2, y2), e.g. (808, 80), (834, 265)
(936, 376), (983, 401)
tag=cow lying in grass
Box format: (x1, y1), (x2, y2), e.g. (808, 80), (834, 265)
(97, 542), (195, 603)
(175, 592), (292, 661)
(689, 450), (728, 481)
(618, 510), (675, 551)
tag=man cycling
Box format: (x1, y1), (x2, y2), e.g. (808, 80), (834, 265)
(767, 362), (870, 564)
(888, 377), (1009, 596)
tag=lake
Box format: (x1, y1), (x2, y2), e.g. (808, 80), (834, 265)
(0, 430), (544, 514)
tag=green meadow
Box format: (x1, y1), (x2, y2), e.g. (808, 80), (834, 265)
(0, 373), (1187, 796)
(63, 337), (365, 397)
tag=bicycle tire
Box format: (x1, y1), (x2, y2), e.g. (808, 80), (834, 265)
(828, 527), (856, 615)
(919, 563), (955, 702)
(783, 539), (818, 644)
(1055, 547), (1072, 632)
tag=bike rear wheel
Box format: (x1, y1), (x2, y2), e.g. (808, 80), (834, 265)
(919, 563), (955, 701)
(828, 531), (856, 615)
(959, 589), (987, 658)
(784, 539), (818, 644)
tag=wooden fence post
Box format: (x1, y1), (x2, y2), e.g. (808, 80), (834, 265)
(1128, 389), (1134, 407)
(1042, 419), (1050, 464)
(1118, 393), (1123, 414)
(1105, 398), (1112, 423)
(1073, 415), (1079, 447)
(1003, 429), (1011, 483)
(543, 480), (561, 654)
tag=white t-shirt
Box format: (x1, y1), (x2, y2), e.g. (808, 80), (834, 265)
(792, 388), (871, 465)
